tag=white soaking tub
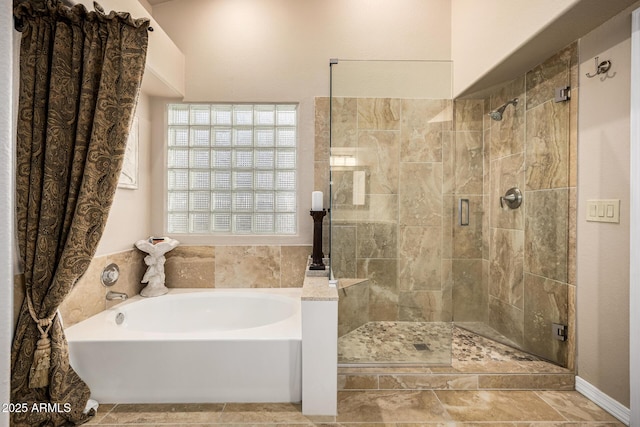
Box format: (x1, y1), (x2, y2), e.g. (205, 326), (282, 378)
(65, 288), (302, 404)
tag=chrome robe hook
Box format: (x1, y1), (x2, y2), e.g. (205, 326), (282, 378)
(585, 56), (613, 79)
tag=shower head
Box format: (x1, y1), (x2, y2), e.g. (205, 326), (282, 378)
(488, 98), (519, 121)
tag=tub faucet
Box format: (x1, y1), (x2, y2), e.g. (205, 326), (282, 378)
(106, 291), (128, 301)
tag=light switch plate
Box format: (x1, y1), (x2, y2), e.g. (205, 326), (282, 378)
(586, 199), (620, 223)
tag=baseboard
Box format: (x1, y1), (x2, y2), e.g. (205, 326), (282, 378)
(575, 376), (630, 425)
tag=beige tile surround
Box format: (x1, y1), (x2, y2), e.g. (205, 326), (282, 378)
(48, 244), (311, 327)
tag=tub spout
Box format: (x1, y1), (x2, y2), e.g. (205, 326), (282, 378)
(106, 291), (128, 301)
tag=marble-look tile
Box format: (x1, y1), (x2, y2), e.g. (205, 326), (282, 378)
(566, 284), (577, 372)
(482, 197), (490, 260)
(441, 258), (453, 301)
(331, 170), (354, 207)
(314, 97), (330, 162)
(330, 97), (358, 148)
(524, 189), (569, 283)
(399, 290), (451, 322)
(454, 131), (483, 194)
(489, 228), (524, 309)
(442, 195), (454, 259)
(358, 130), (400, 194)
(491, 152), (525, 230)
(478, 374), (574, 390)
(331, 225), (357, 278)
(400, 98), (447, 162)
(99, 403), (224, 424)
(357, 98), (401, 130)
(357, 222), (397, 259)
(568, 187), (577, 286)
(482, 97), (492, 133)
(338, 374), (379, 390)
(338, 278), (369, 337)
(537, 390), (623, 423)
(59, 254), (110, 327)
(454, 99), (483, 131)
(489, 77), (525, 160)
(524, 273), (568, 365)
(434, 390), (565, 422)
(217, 403), (308, 424)
(452, 195), (483, 259)
(399, 162), (442, 226)
(313, 160), (330, 199)
(357, 258), (398, 321)
(398, 226), (442, 291)
(451, 259), (486, 323)
(525, 100), (570, 190)
(488, 296), (524, 347)
(526, 45), (572, 110)
(164, 245), (215, 288)
(214, 245), (280, 288)
(442, 131), (455, 195)
(358, 194), (398, 223)
(280, 245), (310, 287)
(379, 374), (478, 390)
(337, 390), (450, 423)
(106, 250), (146, 309)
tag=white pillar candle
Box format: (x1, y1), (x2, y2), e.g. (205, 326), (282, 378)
(312, 191), (323, 211)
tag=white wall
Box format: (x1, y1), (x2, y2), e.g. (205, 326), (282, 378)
(577, 5), (636, 407)
(1, 2), (14, 424)
(151, 0), (452, 245)
(451, 0), (578, 96)
(153, 0), (451, 102)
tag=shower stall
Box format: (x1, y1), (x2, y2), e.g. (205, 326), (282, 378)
(321, 54), (575, 368)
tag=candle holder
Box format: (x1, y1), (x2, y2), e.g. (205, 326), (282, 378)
(309, 209), (327, 270)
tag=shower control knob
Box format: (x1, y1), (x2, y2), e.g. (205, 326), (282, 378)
(500, 187), (522, 209)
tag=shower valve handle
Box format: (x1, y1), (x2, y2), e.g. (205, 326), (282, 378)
(500, 187), (522, 209)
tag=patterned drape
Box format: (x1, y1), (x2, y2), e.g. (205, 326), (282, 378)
(12, 1), (148, 425)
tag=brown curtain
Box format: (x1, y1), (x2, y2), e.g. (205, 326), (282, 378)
(11, 1), (149, 425)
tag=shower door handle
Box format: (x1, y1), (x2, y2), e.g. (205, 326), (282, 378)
(459, 198), (469, 226)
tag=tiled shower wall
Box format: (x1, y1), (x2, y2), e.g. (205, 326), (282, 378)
(14, 244), (310, 329)
(317, 42), (577, 367)
(315, 97), (455, 322)
(478, 43), (578, 368)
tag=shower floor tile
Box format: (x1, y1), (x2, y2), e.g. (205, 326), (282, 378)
(338, 321), (558, 368)
(338, 321), (453, 365)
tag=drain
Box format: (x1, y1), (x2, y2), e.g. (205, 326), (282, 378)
(115, 312), (125, 325)
(413, 343), (430, 351)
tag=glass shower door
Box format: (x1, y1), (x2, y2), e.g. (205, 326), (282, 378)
(329, 59), (454, 365)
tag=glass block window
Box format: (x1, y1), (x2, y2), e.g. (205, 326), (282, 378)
(167, 104), (297, 234)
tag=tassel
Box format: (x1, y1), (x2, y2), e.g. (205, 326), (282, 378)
(29, 335), (51, 388)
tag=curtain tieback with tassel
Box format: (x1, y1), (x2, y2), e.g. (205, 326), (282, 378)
(26, 293), (56, 388)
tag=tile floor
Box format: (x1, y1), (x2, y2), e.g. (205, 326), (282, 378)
(85, 391), (625, 426)
(84, 326), (625, 426)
